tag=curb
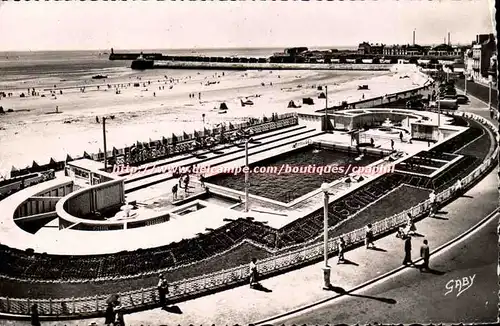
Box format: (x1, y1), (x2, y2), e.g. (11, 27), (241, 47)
(252, 206), (499, 325)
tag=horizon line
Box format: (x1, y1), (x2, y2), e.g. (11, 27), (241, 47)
(0, 42), (475, 53)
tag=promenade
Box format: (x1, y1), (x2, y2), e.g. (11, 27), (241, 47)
(1, 72), (497, 326)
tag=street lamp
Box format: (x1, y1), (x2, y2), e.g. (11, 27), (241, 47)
(102, 117), (108, 171)
(464, 73), (468, 95)
(488, 81), (492, 111)
(321, 182), (332, 289)
(244, 136), (254, 212)
(324, 85), (328, 132)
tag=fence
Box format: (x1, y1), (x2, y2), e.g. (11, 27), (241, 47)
(8, 114), (298, 178)
(0, 113), (496, 319)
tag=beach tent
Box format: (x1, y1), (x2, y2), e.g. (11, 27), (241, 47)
(203, 128), (210, 137)
(219, 102), (229, 111)
(31, 161), (40, 172)
(229, 122), (234, 130)
(172, 133), (178, 144)
(83, 151), (91, 159)
(112, 147), (118, 156)
(193, 130), (200, 139)
(288, 100), (298, 108)
(302, 98), (314, 105)
(183, 132), (189, 140)
(162, 136), (168, 145)
(10, 166), (18, 178)
(65, 154), (73, 162)
(318, 92), (326, 99)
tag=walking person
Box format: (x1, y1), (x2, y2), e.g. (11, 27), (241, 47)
(114, 301), (125, 326)
(419, 239), (430, 272)
(199, 174), (206, 188)
(337, 238), (345, 264)
(391, 139), (395, 150)
(399, 131), (403, 142)
(172, 184), (178, 201)
(402, 235), (413, 266)
(104, 302), (116, 326)
(30, 304), (40, 326)
(365, 224), (375, 249)
(405, 212), (417, 236)
(157, 274), (168, 308)
(249, 258), (259, 288)
(428, 190), (437, 217)
(454, 179), (462, 197)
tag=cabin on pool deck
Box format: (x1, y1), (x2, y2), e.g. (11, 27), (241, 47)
(65, 159), (117, 187)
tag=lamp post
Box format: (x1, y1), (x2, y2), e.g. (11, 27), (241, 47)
(324, 85), (328, 132)
(244, 136), (254, 212)
(488, 81), (492, 111)
(464, 73), (468, 95)
(321, 182), (331, 289)
(102, 117), (108, 171)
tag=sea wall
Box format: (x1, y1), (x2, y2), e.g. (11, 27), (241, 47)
(153, 60), (393, 71)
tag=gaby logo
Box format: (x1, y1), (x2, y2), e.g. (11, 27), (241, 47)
(444, 274), (476, 297)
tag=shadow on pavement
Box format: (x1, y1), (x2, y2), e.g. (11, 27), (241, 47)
(431, 215), (449, 220)
(418, 267), (446, 275)
(460, 195), (474, 198)
(163, 305), (183, 314)
(436, 211), (449, 215)
(252, 283), (272, 292)
(410, 232), (425, 238)
(327, 285), (397, 304)
(369, 247), (387, 252)
(340, 258), (359, 266)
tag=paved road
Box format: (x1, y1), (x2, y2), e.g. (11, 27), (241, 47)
(455, 79), (498, 109)
(273, 213), (499, 325)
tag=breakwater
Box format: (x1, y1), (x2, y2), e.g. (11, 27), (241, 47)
(146, 60), (393, 71)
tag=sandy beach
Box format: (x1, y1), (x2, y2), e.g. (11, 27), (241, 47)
(0, 67), (425, 172)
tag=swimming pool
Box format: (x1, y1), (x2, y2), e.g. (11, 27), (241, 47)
(206, 146), (380, 203)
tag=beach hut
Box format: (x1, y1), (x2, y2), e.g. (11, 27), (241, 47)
(31, 161), (40, 173)
(219, 102), (229, 111)
(302, 98), (314, 105)
(10, 166), (18, 178)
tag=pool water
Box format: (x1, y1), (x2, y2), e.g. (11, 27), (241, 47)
(207, 147), (380, 203)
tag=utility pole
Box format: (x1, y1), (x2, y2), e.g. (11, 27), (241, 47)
(103, 117), (108, 171)
(324, 86), (328, 132)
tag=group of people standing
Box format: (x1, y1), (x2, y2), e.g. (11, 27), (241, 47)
(104, 296), (125, 326)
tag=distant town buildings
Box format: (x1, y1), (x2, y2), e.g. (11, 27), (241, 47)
(357, 42), (384, 55)
(466, 34), (497, 84)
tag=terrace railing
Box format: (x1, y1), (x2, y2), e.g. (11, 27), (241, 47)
(0, 112), (497, 318)
(9, 114), (298, 178)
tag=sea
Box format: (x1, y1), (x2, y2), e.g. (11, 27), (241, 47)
(0, 47), (355, 89)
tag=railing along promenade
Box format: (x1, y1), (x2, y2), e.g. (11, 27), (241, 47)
(0, 111), (497, 319)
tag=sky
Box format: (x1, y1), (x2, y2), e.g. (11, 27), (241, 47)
(0, 0), (496, 51)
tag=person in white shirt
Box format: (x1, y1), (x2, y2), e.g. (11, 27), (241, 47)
(249, 258), (258, 288)
(429, 191), (437, 217)
(454, 179), (462, 196)
(157, 275), (168, 308)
